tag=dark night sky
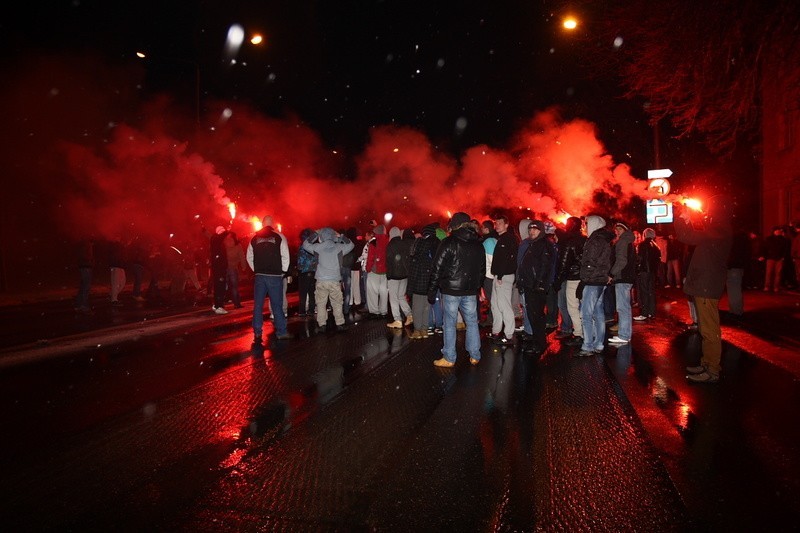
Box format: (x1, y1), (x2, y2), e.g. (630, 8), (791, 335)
(3, 0), (652, 162)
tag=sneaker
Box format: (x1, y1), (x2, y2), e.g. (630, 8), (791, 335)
(554, 330), (573, 339)
(469, 357), (480, 366)
(608, 324), (619, 332)
(514, 324), (525, 332)
(427, 327), (435, 335)
(633, 315), (648, 321)
(664, 284), (671, 288)
(686, 365), (706, 374)
(687, 370), (719, 383)
(336, 324), (348, 332)
(386, 320), (403, 328)
(434, 327), (443, 334)
(577, 349), (594, 357)
(214, 306), (228, 315)
(433, 358), (455, 368)
(564, 336), (583, 346)
(608, 336), (629, 344)
(275, 333), (293, 340)
(133, 295), (146, 302)
(404, 315), (414, 326)
(495, 336), (513, 346)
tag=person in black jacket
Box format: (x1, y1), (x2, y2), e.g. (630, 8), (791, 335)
(490, 214), (519, 345)
(517, 220), (556, 355)
(608, 221), (636, 344)
(578, 215), (613, 355)
(554, 216), (586, 346)
(385, 227), (415, 328)
(407, 223), (440, 339)
(634, 228), (662, 320)
(428, 212), (485, 367)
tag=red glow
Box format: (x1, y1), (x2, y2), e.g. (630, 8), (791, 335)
(251, 216), (263, 232)
(682, 197), (703, 212)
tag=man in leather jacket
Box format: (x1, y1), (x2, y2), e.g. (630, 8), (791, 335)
(428, 212), (485, 367)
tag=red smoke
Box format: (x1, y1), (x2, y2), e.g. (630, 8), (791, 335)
(5, 53), (653, 251)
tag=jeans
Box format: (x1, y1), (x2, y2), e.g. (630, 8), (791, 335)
(523, 288), (547, 351)
(298, 271), (316, 314)
(253, 274), (287, 337)
(557, 284), (573, 333)
(429, 290), (443, 328)
(130, 263), (144, 297)
(76, 267), (92, 308)
(519, 292), (532, 334)
(340, 268), (352, 314)
(545, 284), (558, 326)
(726, 268), (744, 315)
(441, 294), (481, 363)
(225, 267), (241, 306)
(614, 283), (633, 341)
(580, 285), (606, 351)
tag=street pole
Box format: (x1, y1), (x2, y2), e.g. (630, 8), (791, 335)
(653, 118), (661, 169)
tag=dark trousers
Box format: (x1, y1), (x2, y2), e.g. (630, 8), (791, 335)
(545, 284), (558, 325)
(636, 272), (656, 317)
(523, 288), (547, 351)
(298, 271), (316, 314)
(212, 268), (226, 308)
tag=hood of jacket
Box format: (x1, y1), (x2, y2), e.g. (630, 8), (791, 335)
(586, 215), (606, 237)
(518, 218), (533, 238)
(389, 226), (401, 239)
(319, 227), (336, 242)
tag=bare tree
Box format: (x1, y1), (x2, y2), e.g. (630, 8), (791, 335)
(592, 0), (800, 156)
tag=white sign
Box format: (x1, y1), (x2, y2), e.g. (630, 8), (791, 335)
(647, 168), (673, 179)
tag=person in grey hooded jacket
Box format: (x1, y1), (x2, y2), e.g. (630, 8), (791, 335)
(302, 228), (354, 331)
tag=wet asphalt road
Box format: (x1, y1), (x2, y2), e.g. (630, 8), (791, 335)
(1, 288), (799, 531)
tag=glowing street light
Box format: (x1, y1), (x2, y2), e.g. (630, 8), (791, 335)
(563, 17), (578, 30)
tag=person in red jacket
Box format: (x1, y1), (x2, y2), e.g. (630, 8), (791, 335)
(365, 224), (389, 318)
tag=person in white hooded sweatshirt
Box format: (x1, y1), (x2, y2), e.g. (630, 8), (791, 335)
(577, 215), (614, 356)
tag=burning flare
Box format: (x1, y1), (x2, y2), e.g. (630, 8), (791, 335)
(228, 202), (236, 220)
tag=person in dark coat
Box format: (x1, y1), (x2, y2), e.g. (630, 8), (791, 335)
(407, 223), (440, 339)
(726, 226), (749, 316)
(385, 227), (414, 328)
(554, 216), (586, 345)
(676, 196), (733, 383)
(634, 228), (662, 320)
(428, 212), (485, 367)
(516, 220), (556, 355)
(209, 226), (230, 314)
(578, 215), (613, 356)
(609, 221), (636, 344)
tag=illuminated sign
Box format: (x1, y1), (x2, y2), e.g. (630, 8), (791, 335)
(646, 199), (673, 224)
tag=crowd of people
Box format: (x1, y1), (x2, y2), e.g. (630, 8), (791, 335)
(75, 207), (800, 384)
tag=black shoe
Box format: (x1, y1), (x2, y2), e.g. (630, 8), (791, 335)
(495, 335), (513, 346)
(275, 333), (293, 340)
(564, 336), (583, 346)
(252, 336), (263, 345)
(336, 324), (348, 332)
(554, 330), (573, 339)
